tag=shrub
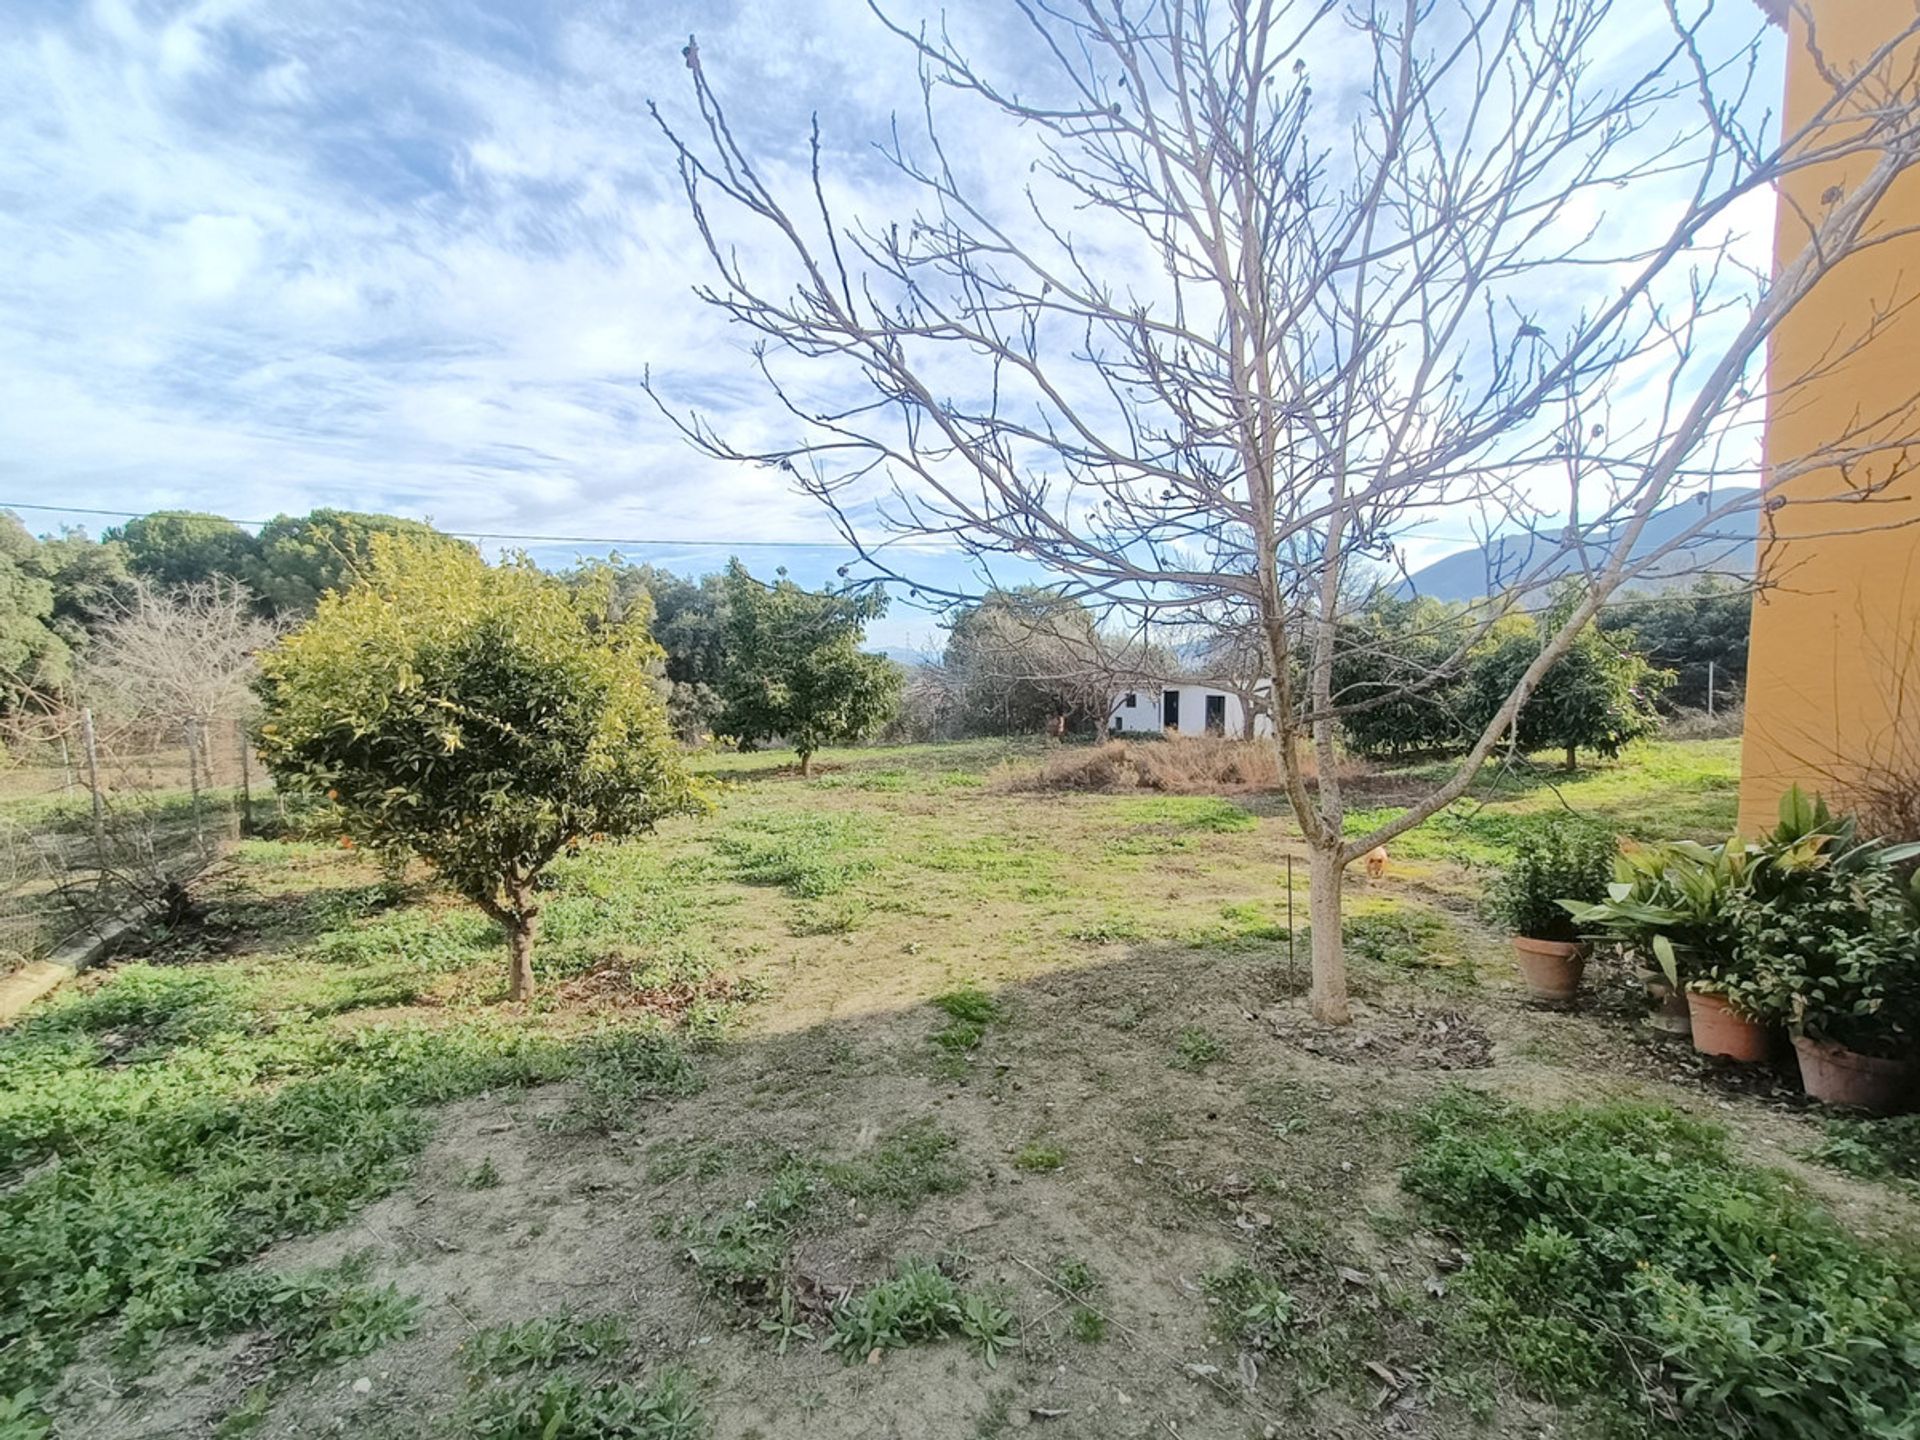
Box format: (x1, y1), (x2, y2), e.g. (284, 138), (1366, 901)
(1403, 1091), (1920, 1439)
(1486, 817), (1616, 942)
(254, 541), (707, 1000)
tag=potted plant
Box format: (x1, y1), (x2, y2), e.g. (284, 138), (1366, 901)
(1489, 818), (1617, 1005)
(1729, 790), (1920, 1109)
(1561, 839), (1745, 1039)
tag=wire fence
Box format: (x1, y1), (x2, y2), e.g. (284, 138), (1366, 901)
(0, 709), (282, 974)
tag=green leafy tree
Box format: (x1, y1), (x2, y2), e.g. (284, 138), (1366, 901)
(1330, 596), (1477, 757)
(1597, 577), (1750, 712)
(1471, 598), (1670, 770)
(106, 510), (257, 589)
(254, 541), (706, 1000)
(716, 561), (902, 774)
(246, 509), (470, 617)
(587, 562), (731, 742)
(0, 515), (73, 709)
(943, 588), (1106, 736)
(31, 526), (134, 642)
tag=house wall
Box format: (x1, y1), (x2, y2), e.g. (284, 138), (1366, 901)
(1108, 685), (1273, 739)
(1738, 0), (1920, 834)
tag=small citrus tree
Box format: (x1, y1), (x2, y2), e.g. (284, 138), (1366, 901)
(254, 540), (705, 1000)
(716, 561), (901, 774)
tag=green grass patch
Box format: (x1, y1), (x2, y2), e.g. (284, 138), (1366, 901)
(711, 813), (883, 898)
(1109, 796), (1257, 832)
(453, 1367), (702, 1439)
(1012, 1142), (1065, 1173)
(461, 1315), (631, 1376)
(1403, 1091), (1920, 1439)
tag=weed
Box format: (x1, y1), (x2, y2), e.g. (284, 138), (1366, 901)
(824, 1119), (965, 1209)
(1201, 1261), (1295, 1351)
(463, 1158), (502, 1190)
(757, 1290), (813, 1356)
(462, 1315), (630, 1377)
(1170, 1026), (1226, 1070)
(1051, 1256), (1100, 1297)
(713, 814), (881, 898)
(1013, 1142), (1065, 1173)
(789, 898), (868, 935)
(930, 986), (1000, 1057)
(1807, 1114), (1920, 1186)
(932, 985), (1000, 1026)
(560, 1030), (701, 1133)
(455, 1367), (702, 1440)
(826, 1259), (1017, 1368)
(1068, 1307), (1107, 1342)
(1404, 1090), (1920, 1439)
(192, 1256), (419, 1368)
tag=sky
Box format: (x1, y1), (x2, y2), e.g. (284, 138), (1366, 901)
(0, 0), (1781, 655)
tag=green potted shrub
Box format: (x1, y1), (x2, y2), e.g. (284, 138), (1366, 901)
(1562, 838), (1745, 1038)
(1731, 790), (1920, 1110)
(1489, 818), (1617, 1005)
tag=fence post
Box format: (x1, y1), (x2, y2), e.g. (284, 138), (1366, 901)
(186, 719), (207, 857)
(1706, 660), (1716, 720)
(236, 720), (253, 839)
(81, 707), (107, 889)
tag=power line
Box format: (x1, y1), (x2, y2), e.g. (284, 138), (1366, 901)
(0, 501), (897, 552)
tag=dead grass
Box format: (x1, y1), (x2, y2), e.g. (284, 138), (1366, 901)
(1014, 736), (1288, 793)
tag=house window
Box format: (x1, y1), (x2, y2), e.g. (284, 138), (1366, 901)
(1204, 694), (1227, 735)
(1163, 690), (1181, 730)
(1123, 692), (1137, 709)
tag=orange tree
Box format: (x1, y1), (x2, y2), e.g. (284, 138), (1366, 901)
(254, 539), (705, 999)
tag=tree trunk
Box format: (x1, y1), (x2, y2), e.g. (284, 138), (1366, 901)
(1307, 840), (1351, 1025)
(798, 751), (812, 777)
(507, 910), (538, 1002)
(1565, 744), (1578, 772)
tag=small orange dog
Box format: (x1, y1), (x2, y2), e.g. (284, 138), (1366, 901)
(1364, 846), (1389, 879)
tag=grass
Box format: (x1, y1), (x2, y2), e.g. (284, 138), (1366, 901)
(1012, 1141), (1066, 1173)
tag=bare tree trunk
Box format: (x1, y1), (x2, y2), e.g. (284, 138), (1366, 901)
(798, 751), (812, 777)
(1307, 839), (1350, 1025)
(507, 907), (538, 1002)
(1565, 744), (1578, 773)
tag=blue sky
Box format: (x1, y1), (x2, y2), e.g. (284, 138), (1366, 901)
(1, 1), (1778, 654)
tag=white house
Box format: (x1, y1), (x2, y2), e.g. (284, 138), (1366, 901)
(1109, 682), (1273, 739)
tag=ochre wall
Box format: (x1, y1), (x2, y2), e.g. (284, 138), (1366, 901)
(1738, 1), (1920, 835)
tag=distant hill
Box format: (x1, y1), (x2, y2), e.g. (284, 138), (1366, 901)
(1399, 490), (1756, 603)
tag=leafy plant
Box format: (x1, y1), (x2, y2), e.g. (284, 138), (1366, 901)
(1404, 1090), (1920, 1439)
(254, 540), (708, 999)
(1723, 788), (1920, 1051)
(1486, 816), (1617, 941)
(1561, 837), (1746, 986)
(825, 1259), (1017, 1368)
(454, 1368), (702, 1440)
(462, 1316), (631, 1377)
(1201, 1261), (1296, 1353)
(1808, 1115), (1920, 1186)
(1170, 1026), (1225, 1070)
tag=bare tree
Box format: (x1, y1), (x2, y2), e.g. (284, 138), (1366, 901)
(650, 0), (1920, 1021)
(82, 578), (283, 765)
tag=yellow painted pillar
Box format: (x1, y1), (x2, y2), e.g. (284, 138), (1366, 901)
(1738, 0), (1920, 836)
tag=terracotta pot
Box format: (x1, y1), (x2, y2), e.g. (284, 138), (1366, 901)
(1639, 971), (1692, 1037)
(1793, 1034), (1916, 1114)
(1685, 989), (1770, 1062)
(1513, 936), (1586, 1005)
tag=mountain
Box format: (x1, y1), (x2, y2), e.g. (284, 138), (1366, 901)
(1399, 490), (1757, 603)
